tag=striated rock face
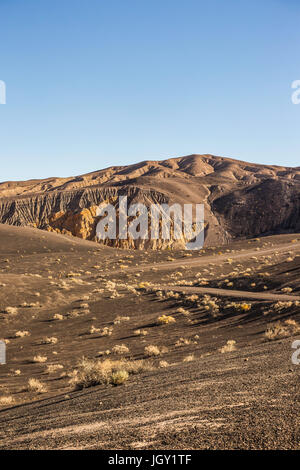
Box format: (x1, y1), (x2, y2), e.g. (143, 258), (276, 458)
(212, 179), (300, 238)
(0, 154), (299, 249)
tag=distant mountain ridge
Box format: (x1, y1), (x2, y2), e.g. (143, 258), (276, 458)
(0, 154), (299, 248)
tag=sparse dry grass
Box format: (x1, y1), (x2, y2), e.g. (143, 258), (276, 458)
(134, 329), (148, 336)
(27, 378), (47, 393)
(114, 316), (130, 325)
(225, 302), (251, 312)
(159, 360), (169, 368)
(89, 325), (101, 334)
(265, 319), (300, 340)
(53, 313), (64, 321)
(0, 396), (14, 406)
(144, 345), (160, 356)
(183, 354), (195, 362)
(33, 355), (48, 363)
(42, 337), (58, 345)
(69, 357), (153, 389)
(176, 307), (189, 316)
(110, 370), (129, 385)
(3, 307), (18, 315)
(157, 315), (176, 325)
(219, 340), (237, 353)
(15, 330), (30, 338)
(112, 344), (129, 355)
(46, 364), (64, 374)
(175, 337), (193, 347)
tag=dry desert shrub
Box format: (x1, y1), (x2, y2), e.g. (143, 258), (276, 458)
(3, 307), (18, 315)
(265, 319), (300, 340)
(53, 314), (64, 321)
(110, 370), (129, 385)
(33, 355), (47, 363)
(112, 344), (129, 355)
(66, 272), (81, 278)
(157, 315), (176, 325)
(69, 357), (152, 389)
(176, 307), (189, 316)
(114, 316), (130, 325)
(225, 302), (251, 312)
(46, 364), (64, 374)
(199, 295), (219, 316)
(159, 360), (169, 368)
(20, 302), (40, 308)
(100, 326), (113, 337)
(281, 287), (293, 293)
(0, 396), (14, 406)
(15, 330), (30, 338)
(144, 345), (160, 356)
(273, 301), (298, 312)
(219, 340), (237, 353)
(89, 325), (101, 334)
(133, 329), (148, 336)
(42, 337), (58, 345)
(183, 354), (195, 362)
(175, 337), (193, 347)
(27, 378), (47, 393)
(98, 349), (111, 356)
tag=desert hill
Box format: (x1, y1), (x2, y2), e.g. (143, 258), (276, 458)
(0, 154), (299, 248)
(0, 223), (299, 449)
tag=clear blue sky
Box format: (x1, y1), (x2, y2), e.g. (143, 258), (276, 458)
(0, 0), (299, 181)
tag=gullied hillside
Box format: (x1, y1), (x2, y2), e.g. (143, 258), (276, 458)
(0, 154), (299, 248)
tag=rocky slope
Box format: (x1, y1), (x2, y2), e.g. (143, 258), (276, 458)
(0, 154), (299, 248)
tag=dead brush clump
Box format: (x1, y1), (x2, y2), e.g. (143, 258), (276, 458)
(69, 357), (153, 388)
(183, 354), (195, 362)
(41, 337), (58, 345)
(219, 340), (237, 353)
(138, 282), (152, 289)
(200, 295), (219, 316)
(113, 316), (130, 325)
(264, 300), (299, 316)
(3, 307), (18, 315)
(133, 329), (148, 336)
(175, 337), (193, 348)
(32, 355), (47, 363)
(144, 345), (161, 356)
(159, 360), (169, 368)
(156, 289), (178, 300)
(0, 396), (15, 406)
(157, 315), (176, 325)
(281, 287), (293, 293)
(100, 326), (113, 337)
(225, 302), (252, 312)
(183, 294), (199, 306)
(89, 325), (101, 334)
(45, 364), (64, 374)
(15, 330), (30, 338)
(53, 313), (64, 321)
(176, 307), (190, 316)
(265, 319), (300, 341)
(112, 344), (129, 355)
(27, 378), (47, 393)
(273, 301), (299, 311)
(20, 302), (40, 308)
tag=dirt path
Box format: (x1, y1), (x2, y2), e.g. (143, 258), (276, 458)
(150, 284), (300, 302)
(113, 240), (300, 274)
